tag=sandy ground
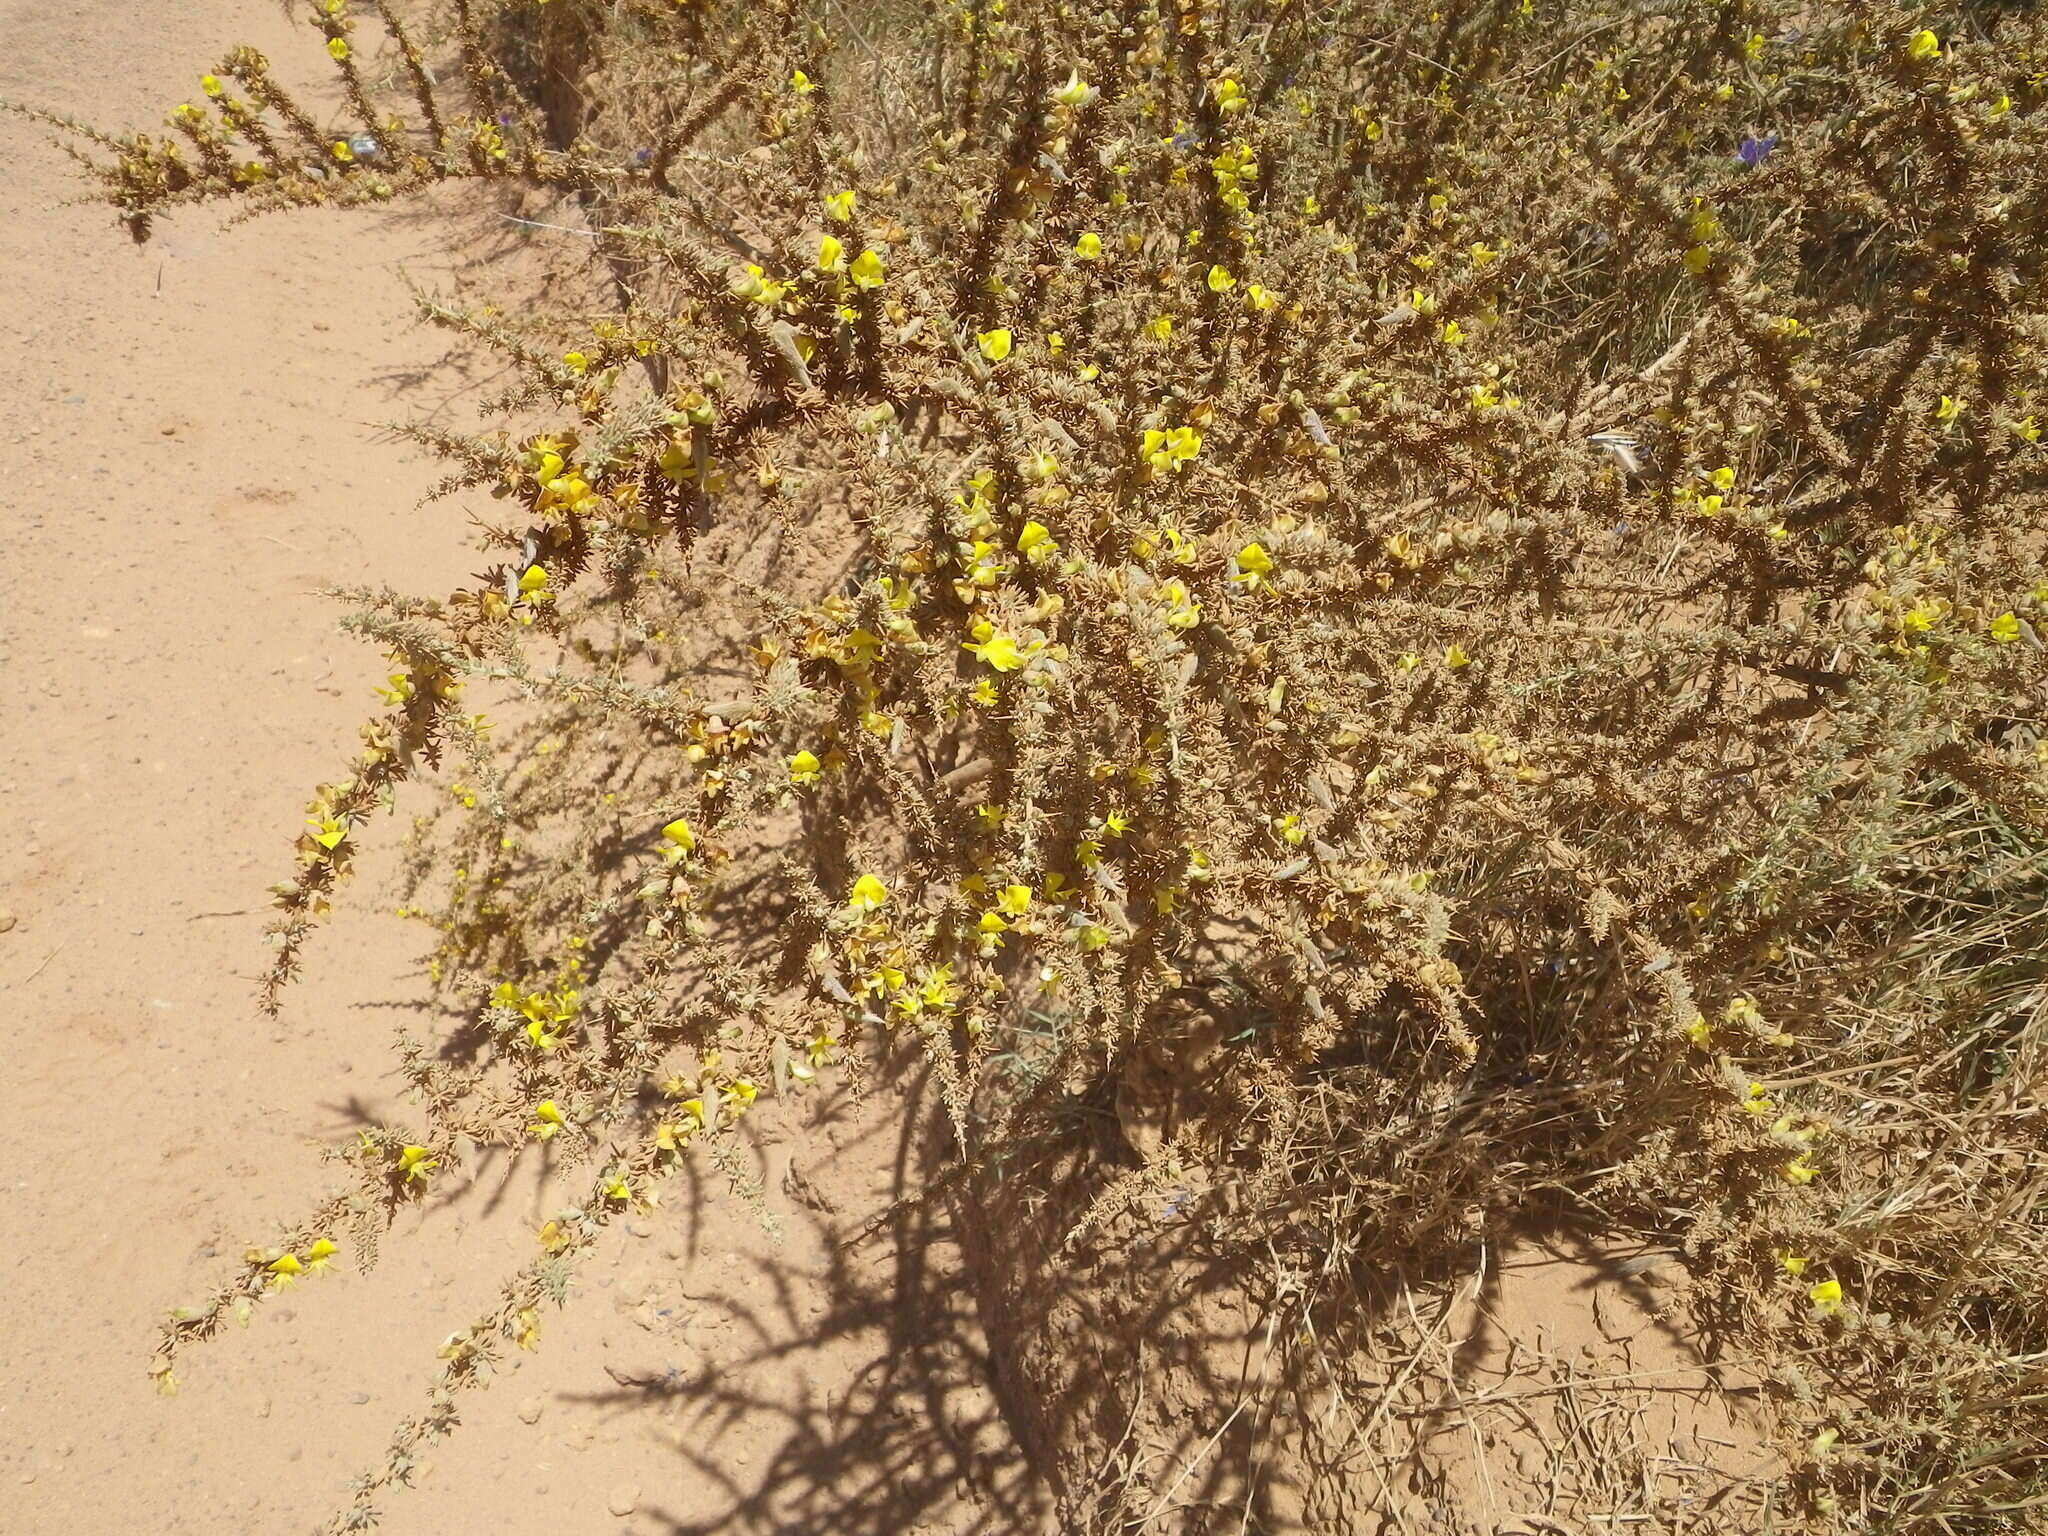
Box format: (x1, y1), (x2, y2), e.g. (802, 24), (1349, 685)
(1, 6), (1023, 1534)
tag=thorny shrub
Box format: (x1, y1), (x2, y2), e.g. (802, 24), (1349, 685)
(20, 0), (2048, 1528)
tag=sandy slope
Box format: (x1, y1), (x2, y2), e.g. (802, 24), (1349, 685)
(1, 6), (1010, 1534)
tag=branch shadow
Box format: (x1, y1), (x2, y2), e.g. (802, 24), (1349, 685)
(561, 1056), (1059, 1535)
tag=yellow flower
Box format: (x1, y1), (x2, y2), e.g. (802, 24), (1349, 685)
(307, 814), (348, 851)
(823, 189), (856, 221)
(1052, 69), (1095, 108)
(1138, 425), (1202, 473)
(1017, 520), (1056, 559)
(200, 74), (224, 97)
(1145, 314), (1174, 341)
(848, 873), (889, 912)
(1988, 612), (2020, 644)
(1212, 77), (1246, 116)
(1808, 1278), (1844, 1316)
(2012, 415), (2040, 444)
(603, 1175), (631, 1202)
(305, 1237), (339, 1274)
(1469, 241), (1499, 268)
(1777, 1250), (1808, 1276)
(661, 816), (696, 852)
(789, 749), (822, 784)
(1936, 394), (1965, 423)
(817, 233), (846, 272)
(995, 883), (1033, 918)
(518, 562), (550, 595)
(266, 1252), (303, 1286)
(1709, 465), (1736, 493)
(561, 350), (589, 375)
(1245, 283), (1277, 312)
(1782, 1156), (1817, 1185)
(849, 249), (886, 289)
(529, 1100), (567, 1139)
(1206, 264), (1235, 293)
(537, 1218), (572, 1254)
(1440, 320), (1465, 347)
(790, 68), (816, 93)
(397, 1144), (438, 1184)
(722, 1078), (759, 1111)
(1683, 245), (1711, 276)
(327, 37), (349, 61)
(1907, 28), (1940, 62)
(1074, 231), (1102, 260)
(1900, 597), (1946, 633)
(1443, 643), (1473, 669)
(331, 138), (355, 163)
(1234, 542), (1275, 585)
(963, 620), (1027, 672)
(514, 1308), (541, 1350)
(976, 327), (1013, 362)
(1104, 810), (1132, 837)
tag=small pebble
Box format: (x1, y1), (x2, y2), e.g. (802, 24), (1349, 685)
(348, 1391), (371, 1405)
(517, 1396), (544, 1425)
(0, 908), (17, 933)
(607, 1484), (640, 1517)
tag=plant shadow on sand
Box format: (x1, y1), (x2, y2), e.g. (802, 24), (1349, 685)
(550, 1033), (1779, 1536)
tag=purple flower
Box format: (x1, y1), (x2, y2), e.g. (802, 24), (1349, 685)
(1737, 134), (1778, 168)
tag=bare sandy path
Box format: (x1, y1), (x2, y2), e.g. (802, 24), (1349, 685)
(2, 2), (489, 1527)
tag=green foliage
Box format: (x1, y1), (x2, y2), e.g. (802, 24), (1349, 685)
(28, 0), (2048, 1527)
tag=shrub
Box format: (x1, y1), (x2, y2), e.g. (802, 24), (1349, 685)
(22, 0), (2048, 1528)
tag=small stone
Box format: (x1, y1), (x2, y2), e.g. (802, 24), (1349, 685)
(625, 1219), (653, 1239)
(0, 908), (17, 933)
(348, 1391), (371, 1405)
(607, 1484), (640, 1517)
(517, 1396), (545, 1425)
